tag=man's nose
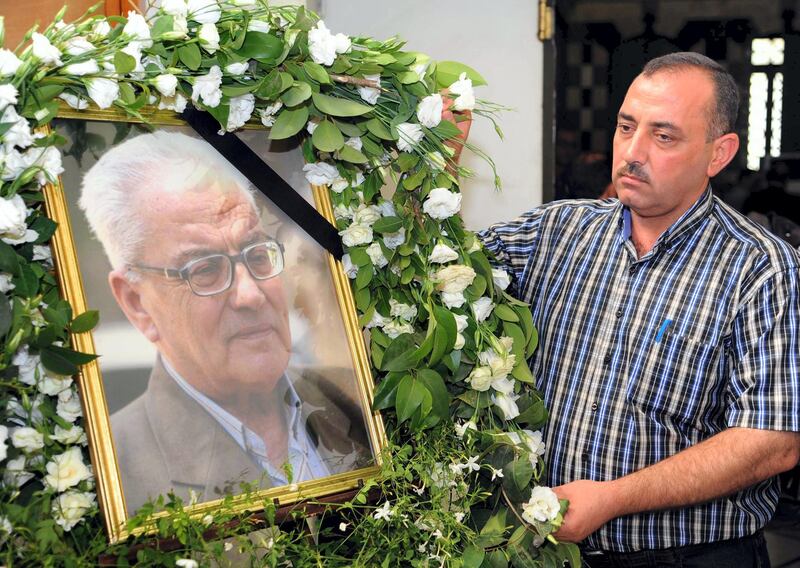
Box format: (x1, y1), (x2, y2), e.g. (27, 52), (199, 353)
(622, 129), (649, 165)
(228, 262), (267, 309)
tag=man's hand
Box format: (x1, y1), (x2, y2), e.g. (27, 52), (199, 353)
(441, 93), (472, 166)
(552, 480), (619, 542)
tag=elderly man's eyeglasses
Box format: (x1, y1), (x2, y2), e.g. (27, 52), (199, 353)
(129, 240), (285, 297)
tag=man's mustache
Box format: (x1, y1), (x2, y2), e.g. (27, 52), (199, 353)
(616, 163), (650, 183)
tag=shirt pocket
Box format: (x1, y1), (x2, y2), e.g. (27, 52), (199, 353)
(626, 331), (722, 429)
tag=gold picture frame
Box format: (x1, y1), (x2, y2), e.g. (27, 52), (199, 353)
(43, 107), (386, 543)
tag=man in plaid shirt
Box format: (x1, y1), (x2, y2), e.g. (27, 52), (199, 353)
(475, 52), (800, 565)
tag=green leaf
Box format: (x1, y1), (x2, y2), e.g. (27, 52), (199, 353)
(494, 304), (519, 323)
(526, 326), (539, 358)
(311, 119), (345, 152)
(372, 372), (405, 411)
(269, 106), (309, 140)
(334, 119), (363, 138)
(338, 144), (369, 164)
(221, 84), (256, 97)
(462, 545), (485, 568)
(417, 368), (449, 420)
(30, 216), (57, 244)
(0, 241), (19, 274)
(113, 50), (137, 76)
(476, 509), (508, 549)
(204, 102), (230, 131)
(433, 119), (463, 140)
(40, 345), (96, 376)
(396, 374), (430, 423)
(149, 14), (174, 38)
(13, 263), (38, 297)
(312, 92), (373, 117)
(470, 250), (495, 298)
(177, 43), (201, 71)
(435, 60), (488, 89)
(381, 333), (420, 372)
(372, 216), (403, 234)
(502, 322), (526, 362)
(503, 457), (534, 493)
(366, 118), (396, 140)
(354, 264), (372, 290)
(236, 32), (284, 63)
(0, 293), (10, 338)
(516, 398), (547, 428)
(70, 310), (99, 333)
(281, 81), (312, 107)
(511, 360), (534, 384)
(303, 61), (331, 84)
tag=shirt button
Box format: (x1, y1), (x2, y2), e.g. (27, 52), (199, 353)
(616, 308), (623, 318)
(629, 265), (636, 274)
(591, 402), (598, 411)
(603, 353), (612, 364)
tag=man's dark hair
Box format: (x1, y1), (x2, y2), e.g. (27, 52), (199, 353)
(641, 52), (739, 141)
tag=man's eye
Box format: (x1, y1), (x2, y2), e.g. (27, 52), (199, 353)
(656, 133), (672, 143)
(617, 123), (632, 133)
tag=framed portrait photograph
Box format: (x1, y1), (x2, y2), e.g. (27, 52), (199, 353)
(43, 108), (385, 542)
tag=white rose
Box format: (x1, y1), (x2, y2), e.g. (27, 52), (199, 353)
(467, 366), (493, 391)
(122, 12), (153, 50)
(1, 106), (34, 149)
(152, 73), (178, 97)
(396, 122), (424, 152)
(0, 425), (7, 462)
(57, 389), (83, 423)
(341, 254), (358, 279)
(3, 455), (34, 487)
(86, 77), (119, 109)
(472, 297), (495, 322)
(521, 486), (560, 524)
(160, 0), (188, 17)
(259, 100), (282, 127)
(11, 426), (44, 452)
(225, 93), (255, 131)
(382, 319), (414, 339)
(441, 291), (465, 309)
(58, 92), (89, 110)
(307, 21), (338, 66)
(0, 84), (18, 110)
(44, 447), (92, 492)
(37, 371), (73, 397)
(0, 194), (28, 242)
(365, 309), (389, 329)
(492, 268), (511, 290)
(53, 490), (95, 531)
(0, 148), (27, 181)
(0, 50), (22, 76)
(26, 145), (63, 185)
(187, 0), (222, 24)
(198, 22), (220, 53)
(52, 424), (87, 445)
(416, 93), (443, 128)
(191, 65), (222, 107)
(353, 204), (381, 226)
(358, 74), (381, 104)
(247, 19), (271, 33)
(435, 264), (475, 294)
(449, 72), (476, 111)
(225, 61), (249, 75)
(339, 223), (373, 247)
(423, 187), (462, 220)
(389, 299), (417, 321)
(158, 93), (188, 112)
(366, 242), (388, 268)
(383, 227), (405, 250)
(492, 392), (520, 420)
(303, 162), (339, 186)
(428, 243), (458, 264)
(333, 204), (353, 220)
(32, 33), (62, 66)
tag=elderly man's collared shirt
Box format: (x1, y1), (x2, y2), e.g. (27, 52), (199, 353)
(163, 358), (330, 486)
(478, 189), (800, 552)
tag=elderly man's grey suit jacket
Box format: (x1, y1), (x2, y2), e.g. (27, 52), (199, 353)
(111, 360), (372, 515)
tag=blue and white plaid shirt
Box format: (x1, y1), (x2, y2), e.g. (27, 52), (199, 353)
(479, 188), (800, 552)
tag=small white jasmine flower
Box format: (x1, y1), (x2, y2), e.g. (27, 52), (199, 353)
(464, 455), (481, 472)
(489, 466), (504, 481)
(454, 420), (476, 438)
(373, 501), (394, 521)
(339, 522), (348, 531)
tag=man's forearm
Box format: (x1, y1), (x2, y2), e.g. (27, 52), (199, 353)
(606, 427), (800, 519)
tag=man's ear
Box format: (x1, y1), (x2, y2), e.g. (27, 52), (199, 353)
(708, 132), (740, 178)
(108, 269), (160, 343)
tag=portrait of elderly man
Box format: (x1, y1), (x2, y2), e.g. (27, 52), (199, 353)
(78, 130), (372, 514)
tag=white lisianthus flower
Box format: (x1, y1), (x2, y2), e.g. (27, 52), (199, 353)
(120, 43), (145, 79)
(492, 392), (520, 420)
(0, 425), (7, 462)
(307, 21), (339, 66)
(1, 106), (34, 149)
(507, 429), (546, 463)
(358, 73), (381, 104)
(90, 20), (111, 39)
(412, 62), (429, 81)
(58, 92), (89, 110)
(0, 273), (14, 293)
(377, 199), (396, 217)
(303, 162), (339, 185)
(11, 427), (44, 452)
(353, 204), (381, 226)
(175, 560), (199, 568)
(225, 93), (255, 131)
(86, 77), (119, 109)
(57, 389), (83, 423)
(383, 227), (406, 250)
(339, 223), (373, 247)
(424, 151), (447, 172)
(198, 22), (220, 53)
(454, 420), (477, 438)
(0, 194), (29, 243)
(341, 254), (358, 279)
(472, 296), (495, 322)
(259, 100), (282, 127)
(492, 268), (511, 290)
(333, 31), (351, 55)
(389, 299), (417, 321)
(366, 242), (388, 268)
(441, 291), (466, 309)
(454, 332), (466, 350)
(122, 12), (153, 49)
(449, 72), (476, 111)
(158, 93), (188, 112)
(225, 61), (249, 75)
(64, 37), (95, 56)
(188, 0), (221, 23)
(306, 120), (319, 135)
(478, 346), (516, 380)
(0, 50), (22, 76)
(396, 122), (424, 152)
(3, 455), (33, 487)
(0, 84), (17, 112)
(191, 65), (222, 107)
(0, 148), (28, 181)
(467, 366), (493, 392)
(423, 188), (462, 220)
(44, 447), (92, 492)
(247, 19), (271, 33)
(160, 0), (189, 17)
(27, 145), (64, 185)
(382, 319), (414, 339)
(522, 486), (561, 524)
(491, 376), (515, 395)
(32, 33), (62, 66)
(416, 93), (443, 128)
(12, 345), (41, 386)
(435, 264), (476, 294)
(365, 309), (389, 329)
(163, 16), (189, 40)
(52, 424), (87, 446)
(152, 73), (178, 97)
(52, 490), (95, 531)
(428, 243), (459, 264)
(345, 136), (363, 151)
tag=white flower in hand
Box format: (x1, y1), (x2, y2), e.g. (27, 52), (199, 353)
(449, 72), (476, 111)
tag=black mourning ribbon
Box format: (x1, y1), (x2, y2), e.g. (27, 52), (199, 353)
(181, 107), (343, 260)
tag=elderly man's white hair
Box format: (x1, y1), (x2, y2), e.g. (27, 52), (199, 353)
(79, 130), (257, 270)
